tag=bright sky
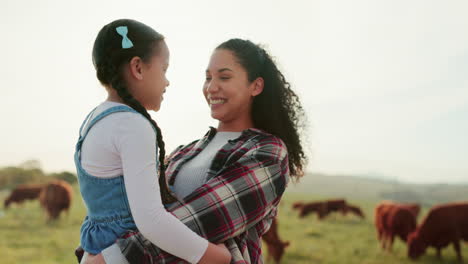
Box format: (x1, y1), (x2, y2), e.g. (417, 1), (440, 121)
(1, 0), (467, 184)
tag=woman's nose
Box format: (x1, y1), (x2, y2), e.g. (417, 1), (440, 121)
(206, 80), (219, 93)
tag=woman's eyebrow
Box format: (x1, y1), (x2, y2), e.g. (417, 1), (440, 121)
(218, 68), (233, 73)
(205, 68), (233, 73)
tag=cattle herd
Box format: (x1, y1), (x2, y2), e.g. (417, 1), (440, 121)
(2, 183), (467, 263)
(263, 198), (468, 263)
(3, 180), (73, 221)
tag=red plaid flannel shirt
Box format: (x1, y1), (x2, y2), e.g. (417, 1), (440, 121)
(115, 127), (290, 264)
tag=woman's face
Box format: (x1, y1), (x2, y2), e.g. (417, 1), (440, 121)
(203, 49), (262, 125)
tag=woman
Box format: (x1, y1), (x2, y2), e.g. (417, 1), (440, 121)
(84, 38), (307, 264)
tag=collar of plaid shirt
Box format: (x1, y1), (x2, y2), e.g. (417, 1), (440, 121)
(167, 126), (271, 185)
(115, 127), (290, 264)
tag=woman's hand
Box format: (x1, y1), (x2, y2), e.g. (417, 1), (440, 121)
(84, 253), (106, 264)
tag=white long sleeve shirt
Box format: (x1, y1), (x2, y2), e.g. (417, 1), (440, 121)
(79, 101), (208, 264)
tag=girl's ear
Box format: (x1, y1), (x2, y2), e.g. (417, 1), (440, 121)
(251, 77), (264, 97)
(128, 56), (144, 81)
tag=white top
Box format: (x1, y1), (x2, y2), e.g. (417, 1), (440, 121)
(79, 101), (208, 264)
(173, 132), (242, 199)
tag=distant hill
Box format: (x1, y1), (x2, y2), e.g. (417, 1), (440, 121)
(287, 173), (468, 207)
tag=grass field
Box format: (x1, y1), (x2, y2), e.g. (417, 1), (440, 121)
(0, 185), (467, 264)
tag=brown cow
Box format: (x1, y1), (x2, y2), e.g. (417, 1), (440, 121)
(325, 199), (348, 216)
(291, 201), (304, 210)
(375, 202), (392, 242)
(404, 203), (421, 218)
(346, 204), (365, 219)
(262, 217), (290, 263)
(297, 199), (350, 220)
(380, 205), (417, 251)
(298, 201), (326, 219)
(4, 183), (44, 208)
(408, 202), (468, 262)
(39, 180), (73, 220)
(375, 201), (420, 244)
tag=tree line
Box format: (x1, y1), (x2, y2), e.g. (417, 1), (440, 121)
(0, 160), (76, 190)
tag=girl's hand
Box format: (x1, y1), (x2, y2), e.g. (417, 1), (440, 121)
(198, 242), (231, 264)
(85, 253), (106, 264)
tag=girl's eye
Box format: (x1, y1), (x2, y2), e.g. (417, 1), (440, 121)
(205, 77), (212, 81)
(220, 76), (231, 80)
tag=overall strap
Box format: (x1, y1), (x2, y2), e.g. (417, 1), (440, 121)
(78, 107), (98, 137)
(75, 105), (138, 152)
(81, 105), (138, 140)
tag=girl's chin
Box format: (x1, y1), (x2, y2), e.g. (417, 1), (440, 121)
(150, 103), (161, 112)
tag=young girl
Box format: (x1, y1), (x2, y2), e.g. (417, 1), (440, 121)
(75, 19), (231, 264)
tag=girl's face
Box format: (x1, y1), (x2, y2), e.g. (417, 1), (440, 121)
(203, 49), (263, 126)
(133, 41), (170, 111)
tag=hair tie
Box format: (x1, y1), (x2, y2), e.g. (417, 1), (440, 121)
(115, 26), (134, 49)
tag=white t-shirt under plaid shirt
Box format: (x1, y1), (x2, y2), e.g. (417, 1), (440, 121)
(173, 131), (242, 199)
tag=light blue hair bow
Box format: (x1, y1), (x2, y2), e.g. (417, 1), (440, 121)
(115, 26), (134, 49)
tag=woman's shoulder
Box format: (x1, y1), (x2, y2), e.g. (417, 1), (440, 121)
(243, 128), (287, 149)
(236, 129), (288, 163)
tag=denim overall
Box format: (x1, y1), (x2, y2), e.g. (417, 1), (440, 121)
(74, 105), (143, 254)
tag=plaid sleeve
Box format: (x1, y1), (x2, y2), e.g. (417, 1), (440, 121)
(116, 136), (289, 263)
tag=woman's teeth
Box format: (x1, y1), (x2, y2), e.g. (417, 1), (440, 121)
(210, 99), (226, 105)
